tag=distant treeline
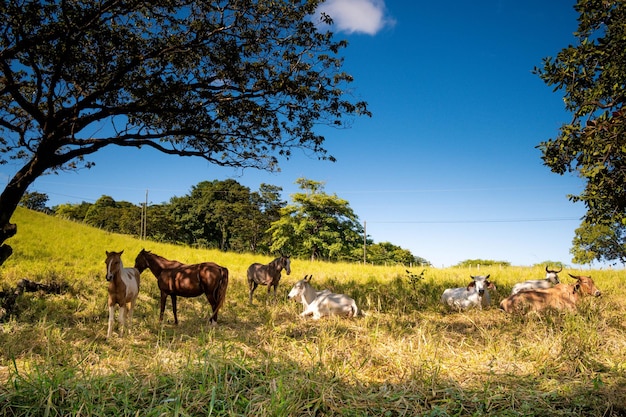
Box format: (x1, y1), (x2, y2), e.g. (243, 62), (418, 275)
(22, 178), (430, 266)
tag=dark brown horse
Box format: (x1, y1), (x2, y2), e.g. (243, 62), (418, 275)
(134, 249), (228, 325)
(247, 255), (291, 304)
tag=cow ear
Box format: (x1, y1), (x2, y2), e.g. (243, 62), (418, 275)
(573, 283), (581, 293)
(467, 282), (476, 291)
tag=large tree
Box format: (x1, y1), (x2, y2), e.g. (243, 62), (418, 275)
(0, 0), (369, 265)
(535, 0), (626, 263)
(269, 178), (363, 261)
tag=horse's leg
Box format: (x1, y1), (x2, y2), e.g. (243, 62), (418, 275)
(249, 282), (258, 305)
(118, 305), (126, 336)
(205, 292), (218, 326)
(159, 292), (168, 322)
(107, 303), (115, 339)
(267, 283), (275, 304)
(171, 295), (178, 325)
(127, 300), (135, 334)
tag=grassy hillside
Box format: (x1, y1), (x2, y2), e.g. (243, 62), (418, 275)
(0, 207), (625, 416)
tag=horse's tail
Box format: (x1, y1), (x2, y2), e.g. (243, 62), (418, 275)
(209, 266), (229, 324)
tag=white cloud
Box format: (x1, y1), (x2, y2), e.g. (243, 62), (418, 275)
(316, 0), (395, 35)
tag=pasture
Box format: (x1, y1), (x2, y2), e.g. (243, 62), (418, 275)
(0, 208), (625, 416)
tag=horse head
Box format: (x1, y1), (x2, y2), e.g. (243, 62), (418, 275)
(280, 253), (291, 275)
(105, 250), (124, 281)
(133, 249), (150, 273)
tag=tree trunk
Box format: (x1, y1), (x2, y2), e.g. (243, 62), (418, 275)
(0, 158), (48, 266)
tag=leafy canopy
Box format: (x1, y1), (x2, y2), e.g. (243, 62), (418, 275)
(534, 0), (626, 263)
(269, 178), (363, 261)
(0, 0), (370, 264)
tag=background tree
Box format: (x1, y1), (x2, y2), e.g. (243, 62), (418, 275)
(168, 179), (261, 250)
(454, 259), (511, 268)
(240, 183), (285, 253)
(0, 0), (370, 265)
(54, 201), (92, 222)
(366, 242), (424, 266)
(269, 178), (363, 261)
(144, 204), (182, 244)
(19, 191), (48, 212)
(534, 0), (626, 263)
(84, 196), (121, 231)
(570, 221), (624, 265)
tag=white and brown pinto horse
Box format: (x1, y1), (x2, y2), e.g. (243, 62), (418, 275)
(287, 275), (360, 319)
(134, 249), (228, 325)
(247, 255), (291, 304)
(104, 250), (140, 338)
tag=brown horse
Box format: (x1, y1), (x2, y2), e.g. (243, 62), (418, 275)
(104, 250), (140, 338)
(247, 255), (291, 304)
(134, 249), (228, 325)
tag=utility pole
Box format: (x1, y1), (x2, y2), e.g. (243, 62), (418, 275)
(142, 189), (148, 240)
(363, 220), (367, 264)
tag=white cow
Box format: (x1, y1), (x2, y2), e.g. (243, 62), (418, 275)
(441, 274), (496, 311)
(287, 275), (359, 319)
(510, 266), (562, 295)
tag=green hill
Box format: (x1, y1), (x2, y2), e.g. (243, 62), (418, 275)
(0, 207), (624, 416)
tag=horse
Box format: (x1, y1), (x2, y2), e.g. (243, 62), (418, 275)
(134, 249), (228, 325)
(246, 254), (291, 304)
(104, 250), (140, 338)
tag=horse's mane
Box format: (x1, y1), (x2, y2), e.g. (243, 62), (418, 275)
(269, 255), (289, 266)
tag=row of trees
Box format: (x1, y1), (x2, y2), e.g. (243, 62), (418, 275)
(22, 178), (428, 266)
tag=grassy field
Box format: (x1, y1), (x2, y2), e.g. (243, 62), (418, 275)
(0, 207), (625, 416)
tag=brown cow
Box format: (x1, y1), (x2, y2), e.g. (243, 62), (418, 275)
(500, 274), (601, 313)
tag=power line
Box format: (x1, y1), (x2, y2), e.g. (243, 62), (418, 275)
(367, 217), (580, 224)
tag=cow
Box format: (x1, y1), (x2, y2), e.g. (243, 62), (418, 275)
(500, 274), (601, 313)
(441, 275), (496, 311)
(287, 275), (359, 319)
(510, 266), (562, 295)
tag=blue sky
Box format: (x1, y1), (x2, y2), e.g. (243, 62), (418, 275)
(7, 0), (599, 268)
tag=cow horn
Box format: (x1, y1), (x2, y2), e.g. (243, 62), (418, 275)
(568, 273), (579, 279)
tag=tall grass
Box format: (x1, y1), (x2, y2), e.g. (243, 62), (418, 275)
(0, 207), (625, 416)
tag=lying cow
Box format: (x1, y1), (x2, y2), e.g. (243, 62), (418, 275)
(510, 266), (562, 295)
(287, 275), (359, 319)
(441, 274), (496, 311)
(500, 274), (601, 313)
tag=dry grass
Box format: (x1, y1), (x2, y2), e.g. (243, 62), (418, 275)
(0, 208), (625, 416)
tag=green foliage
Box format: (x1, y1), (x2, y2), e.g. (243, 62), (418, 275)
(168, 179), (283, 252)
(366, 241), (429, 266)
(454, 258), (511, 268)
(571, 221), (625, 265)
(268, 178), (363, 260)
(49, 178), (424, 263)
(534, 0), (626, 263)
(532, 260), (567, 269)
(18, 192), (48, 212)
